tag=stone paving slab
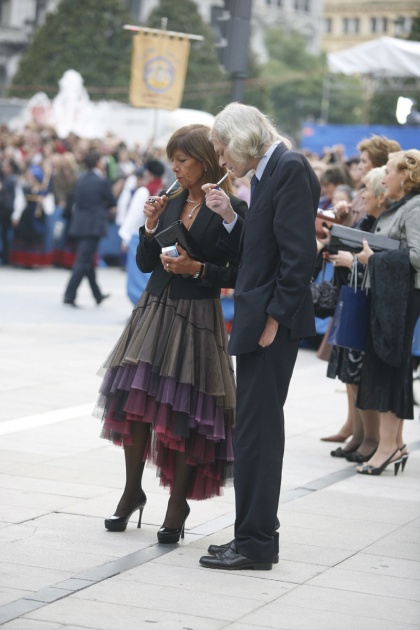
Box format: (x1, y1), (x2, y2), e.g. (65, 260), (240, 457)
(1, 268), (419, 629)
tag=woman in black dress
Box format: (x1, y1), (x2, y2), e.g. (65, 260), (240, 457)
(96, 125), (247, 540)
(356, 149), (420, 475)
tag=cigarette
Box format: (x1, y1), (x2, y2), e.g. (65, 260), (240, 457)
(165, 179), (178, 195)
(215, 171), (230, 187)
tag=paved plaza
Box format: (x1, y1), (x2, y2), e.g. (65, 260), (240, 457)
(0, 266), (419, 629)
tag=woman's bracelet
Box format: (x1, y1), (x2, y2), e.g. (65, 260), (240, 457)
(145, 219), (159, 234)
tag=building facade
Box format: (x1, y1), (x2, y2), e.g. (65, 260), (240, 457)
(321, 0), (418, 53)
(0, 0), (324, 90)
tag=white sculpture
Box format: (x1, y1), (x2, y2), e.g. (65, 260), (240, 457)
(52, 69), (97, 137)
(9, 69), (214, 147)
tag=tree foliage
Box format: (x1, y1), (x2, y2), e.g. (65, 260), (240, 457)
(146, 0), (268, 114)
(10, 0), (133, 99)
(261, 27), (365, 138)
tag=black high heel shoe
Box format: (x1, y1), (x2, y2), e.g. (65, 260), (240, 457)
(400, 444), (409, 472)
(357, 448), (402, 476)
(157, 503), (190, 544)
(104, 490), (147, 532)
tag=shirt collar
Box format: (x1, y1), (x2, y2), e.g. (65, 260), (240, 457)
(254, 141), (281, 182)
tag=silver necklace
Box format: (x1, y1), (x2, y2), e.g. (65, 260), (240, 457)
(188, 201), (202, 219)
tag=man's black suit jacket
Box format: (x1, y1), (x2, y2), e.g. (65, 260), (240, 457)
(137, 189), (247, 300)
(220, 143), (320, 355)
(69, 170), (116, 238)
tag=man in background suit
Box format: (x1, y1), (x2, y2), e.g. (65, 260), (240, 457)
(63, 150), (116, 307)
(200, 103), (320, 571)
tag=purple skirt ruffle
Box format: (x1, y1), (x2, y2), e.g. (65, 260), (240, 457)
(95, 288), (235, 500)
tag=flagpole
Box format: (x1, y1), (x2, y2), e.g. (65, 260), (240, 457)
(123, 25), (204, 42)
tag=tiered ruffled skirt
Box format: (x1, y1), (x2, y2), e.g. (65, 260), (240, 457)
(95, 288), (235, 500)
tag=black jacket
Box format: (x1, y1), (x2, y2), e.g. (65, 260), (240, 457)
(136, 189), (247, 300)
(69, 170), (116, 238)
(219, 143), (320, 354)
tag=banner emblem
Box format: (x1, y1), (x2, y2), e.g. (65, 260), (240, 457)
(130, 32), (190, 110)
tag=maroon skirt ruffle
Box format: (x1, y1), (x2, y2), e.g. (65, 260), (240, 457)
(95, 288), (235, 500)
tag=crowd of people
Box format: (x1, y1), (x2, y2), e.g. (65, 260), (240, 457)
(0, 122), (170, 269)
(1, 117), (419, 569)
(310, 137), (420, 477)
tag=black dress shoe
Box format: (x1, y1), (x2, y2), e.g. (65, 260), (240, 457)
(96, 294), (110, 305)
(199, 546), (272, 571)
(207, 539), (279, 564)
(63, 299), (79, 308)
(345, 447), (377, 463)
(330, 446), (359, 458)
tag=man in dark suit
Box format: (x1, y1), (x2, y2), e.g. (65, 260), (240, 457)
(200, 103), (320, 571)
(63, 150), (116, 306)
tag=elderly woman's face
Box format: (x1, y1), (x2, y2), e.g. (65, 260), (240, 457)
(362, 182), (378, 214)
(383, 159), (403, 201)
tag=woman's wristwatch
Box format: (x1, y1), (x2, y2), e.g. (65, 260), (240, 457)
(192, 262), (205, 279)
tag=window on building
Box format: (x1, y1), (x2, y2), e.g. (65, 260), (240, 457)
(324, 18), (333, 34)
(126, 0), (141, 20)
(294, 0), (310, 10)
(394, 16), (411, 36)
(371, 17), (388, 33)
(35, 0), (48, 26)
(0, 0), (12, 26)
(343, 17), (359, 34)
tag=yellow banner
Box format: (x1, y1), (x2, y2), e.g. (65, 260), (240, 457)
(129, 31), (191, 110)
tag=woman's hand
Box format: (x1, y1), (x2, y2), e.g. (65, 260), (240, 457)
(258, 315), (278, 348)
(160, 244), (199, 276)
(144, 194), (167, 231)
(317, 226), (331, 252)
(334, 200), (352, 221)
(357, 240), (373, 265)
(329, 250), (354, 268)
(202, 183), (235, 223)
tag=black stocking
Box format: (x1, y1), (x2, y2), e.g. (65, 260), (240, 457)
(115, 421), (150, 517)
(162, 450), (192, 529)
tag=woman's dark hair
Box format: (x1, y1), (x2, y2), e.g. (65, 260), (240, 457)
(166, 124), (233, 195)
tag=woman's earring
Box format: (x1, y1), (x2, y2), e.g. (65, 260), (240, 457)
(400, 181), (404, 188)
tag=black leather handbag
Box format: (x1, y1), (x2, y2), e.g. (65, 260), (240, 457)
(327, 224), (399, 254)
(154, 220), (200, 260)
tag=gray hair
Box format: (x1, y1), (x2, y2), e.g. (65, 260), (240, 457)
(363, 166), (386, 197)
(210, 102), (291, 164)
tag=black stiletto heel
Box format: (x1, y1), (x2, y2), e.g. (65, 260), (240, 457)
(157, 503), (190, 544)
(400, 444), (409, 472)
(104, 490), (147, 532)
(357, 448), (402, 476)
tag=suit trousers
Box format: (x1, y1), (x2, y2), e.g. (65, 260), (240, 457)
(233, 325), (300, 562)
(64, 236), (102, 302)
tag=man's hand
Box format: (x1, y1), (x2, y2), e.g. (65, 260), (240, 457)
(258, 315), (279, 348)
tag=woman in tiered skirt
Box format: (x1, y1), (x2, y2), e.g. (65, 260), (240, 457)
(96, 124), (247, 542)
